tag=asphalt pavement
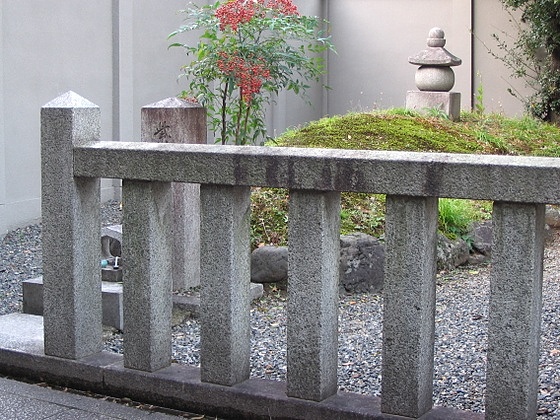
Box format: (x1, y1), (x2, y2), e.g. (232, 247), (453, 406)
(0, 375), (207, 419)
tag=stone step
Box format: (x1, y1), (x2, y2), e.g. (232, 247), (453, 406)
(22, 277), (263, 331)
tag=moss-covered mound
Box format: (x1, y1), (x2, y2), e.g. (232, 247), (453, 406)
(251, 110), (560, 248)
(273, 110), (560, 157)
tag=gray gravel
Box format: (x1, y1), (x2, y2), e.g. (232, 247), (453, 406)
(2, 200), (560, 417)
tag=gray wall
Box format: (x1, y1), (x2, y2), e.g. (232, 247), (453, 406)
(326, 0), (473, 114)
(472, 1), (530, 115)
(0, 0), (528, 234)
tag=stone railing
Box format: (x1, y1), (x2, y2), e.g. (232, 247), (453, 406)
(33, 91), (559, 419)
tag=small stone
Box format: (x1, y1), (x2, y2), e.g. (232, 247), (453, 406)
(437, 233), (469, 271)
(545, 205), (560, 228)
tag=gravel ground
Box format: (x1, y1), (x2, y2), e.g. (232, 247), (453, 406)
(2, 200), (560, 417)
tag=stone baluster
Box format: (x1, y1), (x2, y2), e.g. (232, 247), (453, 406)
(122, 180), (173, 372)
(286, 190), (340, 401)
(486, 202), (545, 420)
(41, 91), (102, 359)
(382, 195), (438, 417)
(199, 185), (251, 385)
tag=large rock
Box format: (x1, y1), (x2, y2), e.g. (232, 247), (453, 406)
(437, 233), (470, 271)
(469, 220), (493, 256)
(339, 233), (385, 293)
(251, 246), (288, 283)
(546, 205), (560, 228)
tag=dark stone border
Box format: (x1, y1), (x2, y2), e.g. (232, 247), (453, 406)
(0, 345), (482, 420)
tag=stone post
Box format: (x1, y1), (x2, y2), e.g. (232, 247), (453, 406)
(486, 202), (545, 420)
(406, 27), (462, 121)
(122, 180), (173, 372)
(286, 190), (340, 401)
(41, 91), (102, 359)
(199, 185), (251, 386)
(381, 195), (438, 417)
(141, 97), (206, 290)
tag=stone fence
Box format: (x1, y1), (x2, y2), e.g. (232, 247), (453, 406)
(4, 90), (557, 419)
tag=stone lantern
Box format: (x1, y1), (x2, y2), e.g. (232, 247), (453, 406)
(405, 27), (462, 121)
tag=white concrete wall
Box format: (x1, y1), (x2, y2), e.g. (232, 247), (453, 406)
(0, 0), (115, 234)
(326, 0), (473, 114)
(0, 0), (529, 234)
(472, 1), (527, 116)
(0, 0), (187, 234)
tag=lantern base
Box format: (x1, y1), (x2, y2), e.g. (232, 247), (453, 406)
(406, 91), (461, 121)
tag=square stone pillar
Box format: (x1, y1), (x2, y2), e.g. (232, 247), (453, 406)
(382, 195), (438, 417)
(122, 180), (173, 372)
(141, 98), (206, 290)
(41, 91), (102, 359)
(199, 185), (251, 386)
(286, 190), (341, 401)
(486, 202), (545, 420)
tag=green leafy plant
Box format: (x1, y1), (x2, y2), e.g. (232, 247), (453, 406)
(169, 0), (334, 145)
(491, 1), (560, 123)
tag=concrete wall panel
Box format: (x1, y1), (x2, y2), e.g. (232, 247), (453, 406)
(473, 0), (527, 116)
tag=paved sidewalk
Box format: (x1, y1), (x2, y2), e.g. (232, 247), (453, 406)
(0, 376), (201, 419)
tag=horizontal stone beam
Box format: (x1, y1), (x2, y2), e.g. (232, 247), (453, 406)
(74, 142), (560, 204)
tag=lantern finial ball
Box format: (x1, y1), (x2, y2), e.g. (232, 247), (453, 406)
(427, 27), (446, 47)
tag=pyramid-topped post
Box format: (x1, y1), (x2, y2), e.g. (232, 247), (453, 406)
(41, 91), (102, 359)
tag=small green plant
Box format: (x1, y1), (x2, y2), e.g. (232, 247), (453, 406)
(425, 106), (449, 119)
(438, 198), (491, 240)
(475, 129), (511, 154)
(474, 72), (485, 115)
(169, 0), (334, 145)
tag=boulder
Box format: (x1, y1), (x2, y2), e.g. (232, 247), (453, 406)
(251, 246), (288, 283)
(250, 231), (476, 294)
(437, 233), (469, 271)
(339, 233), (385, 293)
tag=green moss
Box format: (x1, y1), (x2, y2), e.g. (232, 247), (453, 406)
(275, 110), (560, 157)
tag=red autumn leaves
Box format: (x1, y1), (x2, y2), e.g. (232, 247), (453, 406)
(217, 52), (271, 103)
(214, 0), (298, 103)
(216, 0), (299, 32)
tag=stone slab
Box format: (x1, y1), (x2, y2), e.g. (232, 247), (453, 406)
(23, 277), (124, 331)
(23, 277), (263, 331)
(0, 313), (44, 353)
